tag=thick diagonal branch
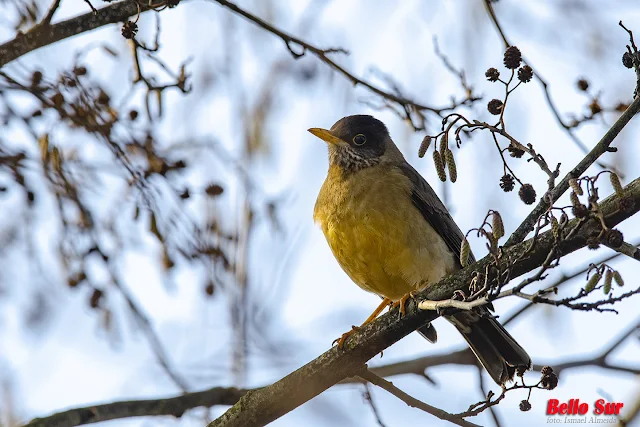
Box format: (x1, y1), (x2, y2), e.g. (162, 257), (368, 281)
(208, 178), (640, 427)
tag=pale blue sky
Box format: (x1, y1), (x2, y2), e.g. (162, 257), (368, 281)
(1, 1), (639, 427)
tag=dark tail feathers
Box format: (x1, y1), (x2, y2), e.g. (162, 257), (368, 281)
(446, 308), (531, 385)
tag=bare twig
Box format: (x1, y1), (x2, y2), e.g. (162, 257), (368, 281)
(477, 367), (503, 427)
(506, 94), (640, 246)
(359, 368), (481, 427)
(532, 318), (640, 375)
(482, 0), (615, 171)
(210, 0), (479, 118)
(362, 383), (387, 427)
(501, 242), (638, 327)
(37, 0), (62, 27)
(83, 0), (98, 15)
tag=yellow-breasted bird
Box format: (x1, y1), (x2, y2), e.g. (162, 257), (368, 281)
(309, 115), (531, 385)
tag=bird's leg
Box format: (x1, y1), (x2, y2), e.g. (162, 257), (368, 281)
(333, 297), (392, 348)
(391, 290), (419, 318)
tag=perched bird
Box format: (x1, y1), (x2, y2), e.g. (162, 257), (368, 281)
(309, 115), (531, 385)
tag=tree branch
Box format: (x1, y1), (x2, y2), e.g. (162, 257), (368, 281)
(209, 0), (478, 117)
(208, 177), (640, 427)
(358, 368), (481, 427)
(21, 386), (251, 427)
(506, 94), (640, 246)
(25, 316), (637, 427)
(0, 0), (151, 68)
(482, 0), (615, 172)
(604, 241), (640, 262)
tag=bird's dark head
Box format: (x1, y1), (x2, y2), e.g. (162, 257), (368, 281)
(308, 115), (396, 173)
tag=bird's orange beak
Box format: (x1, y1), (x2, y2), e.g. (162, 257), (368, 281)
(308, 128), (346, 146)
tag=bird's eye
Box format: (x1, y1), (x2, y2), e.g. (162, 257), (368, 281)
(353, 134), (367, 146)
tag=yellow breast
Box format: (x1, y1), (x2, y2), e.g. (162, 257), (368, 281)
(314, 163), (456, 301)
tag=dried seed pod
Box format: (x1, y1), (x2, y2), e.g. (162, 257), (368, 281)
(519, 400), (532, 412)
(487, 99), (503, 115)
(205, 184), (224, 196)
(503, 46), (522, 69)
(609, 173), (623, 194)
(499, 174), (515, 192)
(31, 70), (43, 86)
(613, 271), (624, 287)
(39, 134), (50, 165)
(517, 65), (533, 83)
(89, 288), (104, 309)
(492, 211), (504, 240)
(433, 151), (446, 182)
(445, 149), (457, 182)
(570, 191), (580, 207)
(606, 229), (624, 248)
(603, 270), (613, 294)
(440, 133), (449, 160)
(418, 135), (431, 158)
(584, 272), (601, 293)
(51, 146), (62, 173)
(507, 144), (525, 158)
(569, 178), (583, 196)
(122, 21), (138, 39)
(205, 280), (215, 296)
(460, 238), (470, 267)
(519, 184), (536, 205)
(485, 68), (500, 82)
(622, 52), (633, 69)
(541, 372), (558, 390)
(576, 79), (589, 91)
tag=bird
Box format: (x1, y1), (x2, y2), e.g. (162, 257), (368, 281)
(308, 114), (531, 385)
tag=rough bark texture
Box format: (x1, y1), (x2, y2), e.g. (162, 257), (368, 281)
(208, 177), (640, 427)
(0, 1), (150, 68)
(23, 386), (250, 427)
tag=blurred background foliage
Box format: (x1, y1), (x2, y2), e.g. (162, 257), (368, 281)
(0, 1), (639, 426)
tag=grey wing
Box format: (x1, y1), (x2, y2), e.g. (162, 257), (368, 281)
(397, 162), (476, 266)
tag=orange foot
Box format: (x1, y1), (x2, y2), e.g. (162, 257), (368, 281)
(332, 325), (360, 348)
(391, 290), (418, 318)
(333, 297), (391, 348)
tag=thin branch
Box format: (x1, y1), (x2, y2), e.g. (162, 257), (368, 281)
(208, 177), (640, 427)
(506, 94), (640, 247)
(115, 279), (190, 391)
(477, 367), (503, 427)
(209, 0), (478, 117)
(482, 0), (614, 171)
(532, 318), (640, 375)
(22, 317), (639, 427)
(501, 242), (638, 327)
(38, 0), (63, 27)
(359, 368), (481, 427)
(21, 386), (250, 427)
(0, 0), (153, 67)
(604, 241), (640, 262)
(83, 0), (98, 15)
(362, 383), (387, 427)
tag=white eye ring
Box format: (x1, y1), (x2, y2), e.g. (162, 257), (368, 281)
(353, 134), (367, 146)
